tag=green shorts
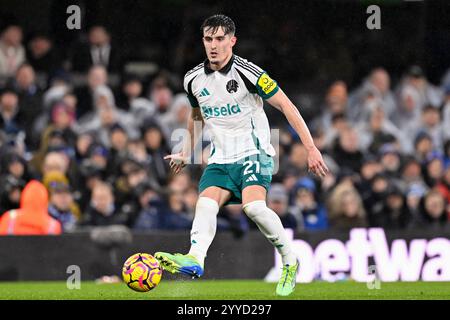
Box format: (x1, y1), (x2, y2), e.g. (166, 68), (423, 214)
(199, 151), (274, 205)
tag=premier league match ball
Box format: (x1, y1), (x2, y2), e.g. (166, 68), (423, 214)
(122, 253), (163, 292)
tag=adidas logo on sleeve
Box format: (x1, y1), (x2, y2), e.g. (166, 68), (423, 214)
(199, 88), (210, 97)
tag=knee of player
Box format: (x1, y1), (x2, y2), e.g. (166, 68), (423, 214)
(196, 197), (220, 212)
(242, 200), (268, 219)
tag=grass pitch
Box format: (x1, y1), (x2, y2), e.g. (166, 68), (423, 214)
(0, 280), (449, 300)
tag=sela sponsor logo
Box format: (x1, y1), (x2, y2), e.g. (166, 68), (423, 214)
(201, 104), (241, 119)
(265, 228), (450, 283)
(258, 73), (276, 95)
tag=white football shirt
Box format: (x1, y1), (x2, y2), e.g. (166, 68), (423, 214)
(183, 55), (279, 164)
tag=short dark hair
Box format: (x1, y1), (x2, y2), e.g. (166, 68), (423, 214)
(201, 14), (235, 36)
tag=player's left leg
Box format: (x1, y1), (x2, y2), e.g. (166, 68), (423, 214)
(242, 185), (299, 296)
(155, 165), (235, 279)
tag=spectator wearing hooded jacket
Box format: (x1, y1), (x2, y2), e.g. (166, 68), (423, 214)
(0, 180), (61, 235)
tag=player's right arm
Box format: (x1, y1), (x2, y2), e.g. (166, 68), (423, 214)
(164, 69), (204, 174)
(164, 107), (204, 174)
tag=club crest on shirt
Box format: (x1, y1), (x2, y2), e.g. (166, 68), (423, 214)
(226, 79), (239, 93)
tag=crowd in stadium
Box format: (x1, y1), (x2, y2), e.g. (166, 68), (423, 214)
(0, 23), (449, 235)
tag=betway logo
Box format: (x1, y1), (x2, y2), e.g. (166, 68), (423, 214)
(201, 104), (241, 119)
(265, 228), (450, 283)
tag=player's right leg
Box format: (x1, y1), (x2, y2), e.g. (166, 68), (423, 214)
(155, 186), (231, 278)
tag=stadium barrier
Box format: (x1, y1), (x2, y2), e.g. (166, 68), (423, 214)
(0, 227), (449, 282)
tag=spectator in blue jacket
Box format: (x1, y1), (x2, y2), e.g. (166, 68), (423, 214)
(289, 177), (328, 231)
(132, 182), (166, 231)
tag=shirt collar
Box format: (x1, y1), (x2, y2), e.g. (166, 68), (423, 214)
(204, 54), (234, 75)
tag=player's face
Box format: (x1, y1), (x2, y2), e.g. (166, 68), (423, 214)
(202, 26), (236, 66)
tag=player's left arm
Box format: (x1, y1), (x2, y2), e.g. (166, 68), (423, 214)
(237, 60), (328, 177)
(266, 88), (329, 178)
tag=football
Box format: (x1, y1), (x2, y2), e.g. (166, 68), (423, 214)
(122, 253), (163, 292)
